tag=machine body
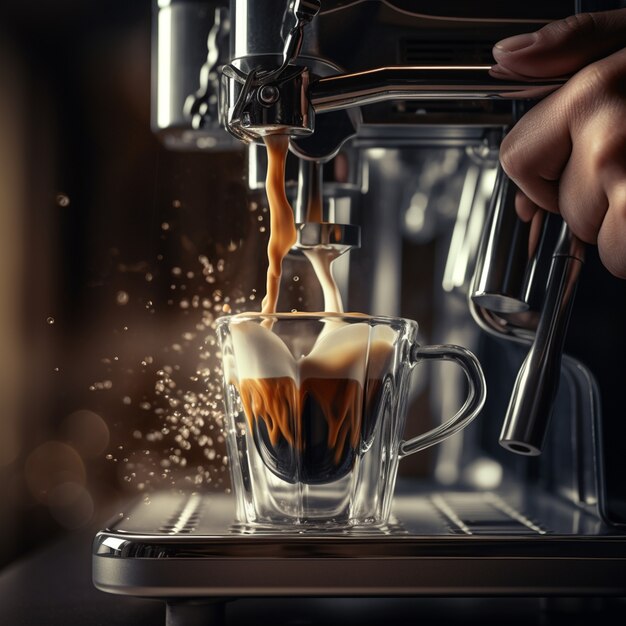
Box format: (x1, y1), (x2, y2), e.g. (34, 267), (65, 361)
(99, 3), (626, 621)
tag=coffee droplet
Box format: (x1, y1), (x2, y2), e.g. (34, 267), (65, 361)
(116, 291), (129, 306)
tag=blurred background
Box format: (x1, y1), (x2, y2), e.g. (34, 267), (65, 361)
(0, 0), (280, 568)
(0, 0), (431, 572)
(0, 0), (444, 570)
(4, 0), (624, 577)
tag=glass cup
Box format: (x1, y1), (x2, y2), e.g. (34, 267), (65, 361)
(216, 313), (486, 528)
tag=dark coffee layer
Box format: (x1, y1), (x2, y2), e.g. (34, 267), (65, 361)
(238, 375), (390, 484)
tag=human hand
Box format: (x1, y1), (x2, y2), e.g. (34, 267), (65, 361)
(490, 10), (626, 278)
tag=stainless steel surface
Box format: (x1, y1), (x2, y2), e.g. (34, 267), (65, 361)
(472, 167), (536, 314)
(152, 0), (240, 151)
(310, 67), (564, 113)
(222, 0), (321, 141)
(231, 0), (313, 60)
(499, 224), (585, 456)
(95, 489), (616, 543)
(291, 146), (363, 256)
(222, 64), (566, 146)
(469, 127), (588, 458)
(469, 167), (567, 340)
(295, 159), (324, 222)
(222, 60), (314, 141)
(10, 530), (626, 625)
(7, 532), (626, 626)
(222, 1), (568, 147)
(263, 0), (321, 84)
(93, 489), (626, 598)
(184, 6), (230, 131)
(294, 222), (361, 253)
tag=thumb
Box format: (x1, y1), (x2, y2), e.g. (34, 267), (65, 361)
(491, 9), (626, 78)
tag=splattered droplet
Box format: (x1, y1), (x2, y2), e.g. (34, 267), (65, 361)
(116, 291), (129, 306)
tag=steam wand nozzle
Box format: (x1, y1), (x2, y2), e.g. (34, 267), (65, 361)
(499, 222), (585, 456)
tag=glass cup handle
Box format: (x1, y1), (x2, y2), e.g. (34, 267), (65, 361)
(399, 345), (487, 457)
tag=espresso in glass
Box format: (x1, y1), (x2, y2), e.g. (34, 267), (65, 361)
(236, 339), (393, 486)
(218, 313), (485, 528)
(216, 137), (485, 528)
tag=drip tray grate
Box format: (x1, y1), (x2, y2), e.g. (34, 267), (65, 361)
(431, 493), (547, 535)
(158, 493), (204, 535)
(93, 488), (626, 599)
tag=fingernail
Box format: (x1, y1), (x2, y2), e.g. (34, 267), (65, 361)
(494, 32), (537, 53)
(489, 64), (508, 75)
(489, 64), (520, 79)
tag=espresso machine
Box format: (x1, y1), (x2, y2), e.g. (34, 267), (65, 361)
(93, 2), (626, 623)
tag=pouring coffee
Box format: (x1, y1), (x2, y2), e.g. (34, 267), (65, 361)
(216, 133), (486, 527)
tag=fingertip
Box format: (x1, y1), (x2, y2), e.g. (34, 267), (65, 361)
(493, 32), (538, 55)
(490, 64), (531, 81)
(599, 246), (626, 279)
(514, 190), (539, 222)
(492, 32), (540, 74)
(492, 11), (626, 78)
(597, 191), (626, 278)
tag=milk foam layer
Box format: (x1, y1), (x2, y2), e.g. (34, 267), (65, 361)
(225, 320), (397, 385)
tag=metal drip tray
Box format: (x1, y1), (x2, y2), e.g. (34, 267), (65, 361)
(93, 485), (626, 599)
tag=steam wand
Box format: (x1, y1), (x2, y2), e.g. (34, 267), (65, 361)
(499, 223), (585, 455)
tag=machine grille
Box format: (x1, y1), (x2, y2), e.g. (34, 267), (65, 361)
(432, 492), (548, 535)
(401, 39), (494, 66)
(158, 493), (204, 534)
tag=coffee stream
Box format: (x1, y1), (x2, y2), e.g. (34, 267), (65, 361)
(233, 136), (389, 483)
(260, 135), (298, 315)
(261, 134), (344, 314)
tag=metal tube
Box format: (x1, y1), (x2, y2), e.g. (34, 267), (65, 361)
(230, 0), (290, 59)
(310, 66), (565, 113)
(223, 64), (565, 144)
(153, 0), (239, 150)
(499, 223), (585, 456)
(471, 167), (557, 314)
(295, 160), (324, 223)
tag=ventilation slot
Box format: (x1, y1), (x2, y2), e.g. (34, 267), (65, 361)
(432, 493), (548, 536)
(158, 493), (203, 534)
(401, 40), (494, 66)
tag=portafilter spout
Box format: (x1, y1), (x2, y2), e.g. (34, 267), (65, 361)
(221, 0), (320, 142)
(293, 159), (361, 257)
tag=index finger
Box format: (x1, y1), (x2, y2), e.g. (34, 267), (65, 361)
(499, 89), (573, 213)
